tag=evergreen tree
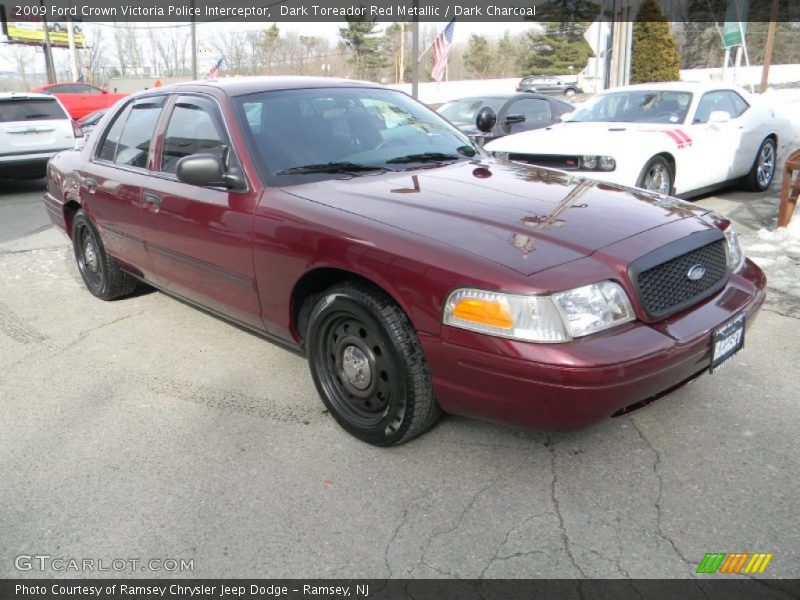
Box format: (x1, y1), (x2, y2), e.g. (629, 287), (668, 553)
(519, 25), (592, 75)
(630, 0), (681, 83)
(463, 35), (494, 78)
(338, 16), (387, 80)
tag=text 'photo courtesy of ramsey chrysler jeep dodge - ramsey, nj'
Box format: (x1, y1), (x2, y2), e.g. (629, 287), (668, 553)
(44, 77), (766, 446)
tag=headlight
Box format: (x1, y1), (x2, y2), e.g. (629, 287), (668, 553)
(580, 155), (616, 171)
(552, 281), (635, 338)
(443, 281), (635, 343)
(598, 156), (616, 171)
(723, 224), (743, 270)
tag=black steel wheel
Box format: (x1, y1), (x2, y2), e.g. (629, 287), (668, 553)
(71, 210), (136, 300)
(306, 283), (441, 445)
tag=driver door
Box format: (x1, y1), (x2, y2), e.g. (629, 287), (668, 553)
(686, 90), (743, 189)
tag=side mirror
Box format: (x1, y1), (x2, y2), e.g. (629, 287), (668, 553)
(708, 110), (731, 124)
(475, 106), (497, 133)
(505, 114), (526, 125)
(101, 89), (109, 94)
(176, 152), (246, 190)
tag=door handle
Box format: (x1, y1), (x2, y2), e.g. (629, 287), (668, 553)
(143, 192), (162, 206)
(84, 177), (97, 194)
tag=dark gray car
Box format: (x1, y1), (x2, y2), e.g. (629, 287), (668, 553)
(517, 76), (583, 97)
(436, 92), (574, 145)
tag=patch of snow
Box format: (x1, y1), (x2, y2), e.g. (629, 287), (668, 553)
(741, 219), (800, 301)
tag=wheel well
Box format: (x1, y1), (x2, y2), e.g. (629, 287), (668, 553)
(654, 152), (676, 174)
(291, 268), (395, 343)
(63, 201), (81, 238)
(766, 133), (778, 145)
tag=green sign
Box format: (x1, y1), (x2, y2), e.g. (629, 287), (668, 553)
(722, 0), (749, 49)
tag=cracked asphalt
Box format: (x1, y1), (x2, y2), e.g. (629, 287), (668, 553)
(0, 179), (798, 581)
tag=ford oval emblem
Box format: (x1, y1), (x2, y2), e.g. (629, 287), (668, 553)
(687, 264), (706, 281)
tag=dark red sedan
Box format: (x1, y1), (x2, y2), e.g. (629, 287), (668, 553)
(44, 77), (766, 445)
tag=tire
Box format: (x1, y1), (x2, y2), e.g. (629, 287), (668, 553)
(564, 88), (577, 97)
(71, 210), (136, 300)
(636, 156), (674, 195)
(306, 283), (441, 446)
(742, 137), (776, 192)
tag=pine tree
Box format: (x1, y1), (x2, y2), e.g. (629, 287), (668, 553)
(630, 0), (681, 83)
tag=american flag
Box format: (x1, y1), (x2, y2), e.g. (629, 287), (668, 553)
(206, 57), (224, 80)
(431, 20), (455, 83)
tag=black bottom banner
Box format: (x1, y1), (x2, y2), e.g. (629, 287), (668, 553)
(2, 579), (800, 600)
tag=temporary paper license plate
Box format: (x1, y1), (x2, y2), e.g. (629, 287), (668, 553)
(710, 313), (745, 373)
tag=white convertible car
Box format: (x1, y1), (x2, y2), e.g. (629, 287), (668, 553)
(484, 82), (786, 198)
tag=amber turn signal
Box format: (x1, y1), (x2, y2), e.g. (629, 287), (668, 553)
(452, 298), (514, 329)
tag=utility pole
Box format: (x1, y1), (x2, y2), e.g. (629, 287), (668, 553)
(760, 0), (780, 93)
(411, 4), (419, 98)
(190, 0), (198, 79)
(67, 19), (79, 81)
(398, 22), (405, 84)
(40, 0), (57, 84)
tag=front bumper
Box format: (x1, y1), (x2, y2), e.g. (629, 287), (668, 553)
(420, 260), (766, 432)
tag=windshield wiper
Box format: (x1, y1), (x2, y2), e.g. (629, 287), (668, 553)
(275, 162), (388, 176)
(386, 152), (464, 165)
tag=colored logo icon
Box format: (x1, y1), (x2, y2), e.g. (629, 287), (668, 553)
(697, 552), (773, 574)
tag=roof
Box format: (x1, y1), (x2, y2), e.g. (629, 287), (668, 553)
(145, 76), (387, 98)
(443, 92), (556, 103)
(0, 92), (59, 100)
(600, 81), (747, 94)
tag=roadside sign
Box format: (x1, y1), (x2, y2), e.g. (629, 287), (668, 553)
(722, 0), (749, 49)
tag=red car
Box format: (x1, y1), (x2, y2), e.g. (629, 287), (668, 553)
(32, 82), (127, 120)
(44, 78), (766, 445)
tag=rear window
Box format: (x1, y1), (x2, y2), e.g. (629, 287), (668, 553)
(0, 98), (67, 123)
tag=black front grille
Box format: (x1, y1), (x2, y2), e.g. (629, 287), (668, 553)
(509, 153), (581, 170)
(632, 236), (728, 319)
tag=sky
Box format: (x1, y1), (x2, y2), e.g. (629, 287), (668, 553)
(0, 20), (541, 73)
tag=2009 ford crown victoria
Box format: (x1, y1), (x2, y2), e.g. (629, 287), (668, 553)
(44, 77), (766, 446)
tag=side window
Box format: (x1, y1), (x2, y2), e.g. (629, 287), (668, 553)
(114, 99), (165, 168)
(74, 84), (101, 95)
(726, 91), (750, 118)
(160, 97), (227, 175)
(508, 98), (552, 123)
(95, 97), (165, 167)
(694, 91), (736, 124)
(96, 104), (132, 162)
(47, 84), (73, 93)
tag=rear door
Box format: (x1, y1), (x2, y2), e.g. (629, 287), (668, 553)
(140, 93), (262, 328)
(83, 96), (166, 270)
(501, 97), (555, 134)
(0, 96), (74, 155)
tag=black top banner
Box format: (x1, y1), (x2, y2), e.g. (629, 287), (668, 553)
(0, 0), (798, 23)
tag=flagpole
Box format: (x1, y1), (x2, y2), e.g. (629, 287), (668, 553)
(411, 0), (419, 98)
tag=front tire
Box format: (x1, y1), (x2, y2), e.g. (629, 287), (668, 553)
(637, 156), (674, 195)
(306, 283), (441, 446)
(72, 210), (136, 300)
(743, 137), (776, 192)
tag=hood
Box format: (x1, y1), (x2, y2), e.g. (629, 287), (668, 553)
(282, 160), (709, 277)
(485, 121), (691, 155)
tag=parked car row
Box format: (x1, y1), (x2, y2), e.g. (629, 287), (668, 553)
(43, 76), (766, 445)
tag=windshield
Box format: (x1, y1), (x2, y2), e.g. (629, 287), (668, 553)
(569, 90), (693, 124)
(235, 87), (478, 184)
(437, 98), (506, 123)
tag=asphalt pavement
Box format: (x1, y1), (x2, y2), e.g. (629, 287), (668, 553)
(0, 178), (798, 584)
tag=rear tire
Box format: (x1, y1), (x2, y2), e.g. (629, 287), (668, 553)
(636, 156), (674, 195)
(71, 210), (137, 300)
(306, 283), (441, 446)
(743, 137), (776, 192)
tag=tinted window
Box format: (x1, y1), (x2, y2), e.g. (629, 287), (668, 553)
(571, 90), (692, 124)
(694, 91), (738, 124)
(438, 98), (506, 122)
(726, 91), (749, 117)
(507, 98), (552, 123)
(48, 84), (99, 94)
(96, 98), (165, 167)
(0, 98), (67, 122)
(161, 98), (227, 174)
